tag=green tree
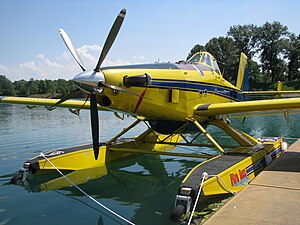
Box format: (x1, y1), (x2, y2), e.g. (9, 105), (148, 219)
(13, 80), (30, 96)
(247, 60), (264, 89)
(37, 80), (47, 94)
(285, 33), (300, 81)
(256, 21), (289, 83)
(0, 75), (15, 96)
(227, 24), (258, 58)
(28, 78), (39, 95)
(205, 37), (239, 82)
(10, 78), (81, 98)
(186, 21), (300, 90)
(45, 79), (55, 96)
(186, 44), (206, 60)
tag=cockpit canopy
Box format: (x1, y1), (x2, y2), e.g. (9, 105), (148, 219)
(187, 52), (221, 75)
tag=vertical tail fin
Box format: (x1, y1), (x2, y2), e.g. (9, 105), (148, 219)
(236, 53), (249, 91)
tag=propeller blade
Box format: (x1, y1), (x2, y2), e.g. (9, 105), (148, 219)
(46, 88), (82, 111)
(59, 29), (86, 71)
(94, 9), (126, 72)
(90, 94), (100, 160)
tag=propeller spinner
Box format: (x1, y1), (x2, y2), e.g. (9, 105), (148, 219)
(58, 9), (126, 160)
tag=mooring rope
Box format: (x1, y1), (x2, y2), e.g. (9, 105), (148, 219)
(187, 172), (236, 225)
(187, 172), (208, 225)
(40, 153), (135, 225)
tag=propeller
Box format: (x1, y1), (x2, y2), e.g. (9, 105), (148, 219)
(95, 9), (126, 72)
(59, 29), (86, 71)
(56, 9), (127, 160)
(90, 94), (99, 159)
(47, 88), (82, 111)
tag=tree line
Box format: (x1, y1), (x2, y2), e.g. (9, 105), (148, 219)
(0, 75), (81, 98)
(187, 21), (300, 90)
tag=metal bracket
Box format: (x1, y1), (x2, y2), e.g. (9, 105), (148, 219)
(174, 194), (193, 213)
(19, 162), (30, 181)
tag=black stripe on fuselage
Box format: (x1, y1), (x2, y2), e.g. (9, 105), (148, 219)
(150, 79), (243, 101)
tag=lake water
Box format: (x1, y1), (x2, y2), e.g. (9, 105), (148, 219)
(0, 104), (299, 225)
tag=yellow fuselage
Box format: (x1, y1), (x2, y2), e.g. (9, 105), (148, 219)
(99, 63), (240, 122)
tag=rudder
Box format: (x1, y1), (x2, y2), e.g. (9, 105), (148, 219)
(236, 52), (249, 91)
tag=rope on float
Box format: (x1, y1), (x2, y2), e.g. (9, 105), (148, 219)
(187, 172), (236, 225)
(208, 174), (237, 196)
(40, 153), (135, 225)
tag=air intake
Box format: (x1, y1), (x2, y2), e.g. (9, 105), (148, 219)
(123, 73), (151, 88)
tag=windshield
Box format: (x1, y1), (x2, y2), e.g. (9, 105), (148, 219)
(201, 53), (212, 67)
(213, 59), (221, 74)
(186, 52), (222, 75)
(187, 53), (201, 64)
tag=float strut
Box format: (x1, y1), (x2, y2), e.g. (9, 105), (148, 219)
(187, 118), (225, 154)
(106, 119), (142, 145)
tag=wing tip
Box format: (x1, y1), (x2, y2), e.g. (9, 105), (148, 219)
(0, 96), (7, 101)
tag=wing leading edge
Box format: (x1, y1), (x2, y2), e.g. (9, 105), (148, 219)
(0, 96), (104, 110)
(242, 90), (300, 96)
(194, 98), (300, 116)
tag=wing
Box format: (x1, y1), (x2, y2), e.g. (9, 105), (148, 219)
(194, 98), (300, 116)
(243, 90), (300, 97)
(0, 96), (104, 110)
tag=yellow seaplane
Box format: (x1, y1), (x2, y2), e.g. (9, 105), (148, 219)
(2, 9), (300, 221)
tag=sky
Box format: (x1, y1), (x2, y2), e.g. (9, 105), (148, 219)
(0, 0), (299, 81)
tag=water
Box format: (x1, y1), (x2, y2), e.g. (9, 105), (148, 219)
(0, 104), (299, 225)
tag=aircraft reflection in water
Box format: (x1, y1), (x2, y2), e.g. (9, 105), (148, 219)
(18, 154), (188, 225)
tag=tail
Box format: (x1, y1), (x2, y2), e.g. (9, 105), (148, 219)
(236, 52), (249, 91)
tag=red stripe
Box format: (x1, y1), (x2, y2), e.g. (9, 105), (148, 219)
(133, 89), (147, 113)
